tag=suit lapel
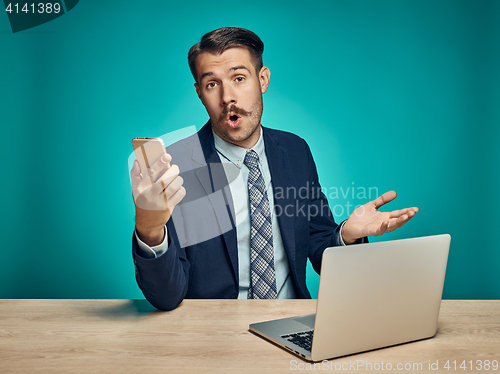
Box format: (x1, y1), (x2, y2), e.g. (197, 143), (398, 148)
(191, 123), (298, 286)
(193, 122), (239, 281)
(263, 128), (297, 274)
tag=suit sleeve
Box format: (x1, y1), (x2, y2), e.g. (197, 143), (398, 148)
(132, 217), (190, 311)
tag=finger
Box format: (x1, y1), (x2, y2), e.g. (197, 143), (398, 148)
(399, 209), (417, 222)
(131, 160), (143, 196)
(163, 175), (184, 200)
(390, 206), (420, 219)
(168, 185), (186, 208)
(131, 159), (142, 178)
(408, 209), (417, 217)
(160, 180), (185, 212)
(388, 208), (409, 219)
(388, 213), (413, 232)
(152, 164), (180, 195)
(376, 209), (418, 236)
(393, 214), (410, 230)
(372, 191), (397, 210)
(378, 220), (390, 235)
(402, 209), (419, 221)
(148, 153), (172, 182)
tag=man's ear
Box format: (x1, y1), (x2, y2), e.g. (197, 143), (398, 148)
(259, 66), (271, 94)
(195, 83), (202, 100)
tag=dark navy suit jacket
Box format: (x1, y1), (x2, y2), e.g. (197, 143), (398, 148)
(132, 122), (363, 311)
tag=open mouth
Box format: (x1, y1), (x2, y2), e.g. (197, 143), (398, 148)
(227, 113), (241, 128)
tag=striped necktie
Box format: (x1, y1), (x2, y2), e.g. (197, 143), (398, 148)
(244, 150), (277, 299)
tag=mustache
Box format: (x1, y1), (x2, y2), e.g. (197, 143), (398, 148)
(220, 105), (252, 120)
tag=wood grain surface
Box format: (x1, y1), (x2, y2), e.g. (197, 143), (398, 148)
(0, 299), (498, 373)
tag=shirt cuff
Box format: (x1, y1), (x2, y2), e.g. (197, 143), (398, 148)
(135, 226), (169, 258)
(338, 221), (347, 246)
(338, 221), (368, 246)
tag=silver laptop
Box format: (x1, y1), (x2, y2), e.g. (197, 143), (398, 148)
(249, 234), (450, 362)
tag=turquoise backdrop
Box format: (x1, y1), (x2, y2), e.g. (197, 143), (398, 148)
(1, 0), (499, 300)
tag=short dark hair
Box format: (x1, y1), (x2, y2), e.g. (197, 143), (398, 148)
(188, 27), (264, 83)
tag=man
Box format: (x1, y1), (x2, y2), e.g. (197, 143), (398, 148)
(130, 27), (418, 311)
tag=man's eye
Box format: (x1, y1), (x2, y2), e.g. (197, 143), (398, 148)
(235, 77), (245, 83)
(206, 82), (217, 89)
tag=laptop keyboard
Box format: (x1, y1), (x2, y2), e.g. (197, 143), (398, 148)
(281, 330), (314, 352)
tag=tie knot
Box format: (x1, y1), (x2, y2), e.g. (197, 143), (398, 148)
(244, 150), (260, 169)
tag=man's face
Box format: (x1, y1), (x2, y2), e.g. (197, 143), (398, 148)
(195, 47), (270, 149)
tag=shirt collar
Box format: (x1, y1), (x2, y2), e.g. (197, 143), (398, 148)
(213, 127), (264, 168)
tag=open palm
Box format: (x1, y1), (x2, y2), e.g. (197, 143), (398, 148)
(341, 191), (419, 244)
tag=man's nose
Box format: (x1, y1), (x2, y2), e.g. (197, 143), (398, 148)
(221, 84), (236, 106)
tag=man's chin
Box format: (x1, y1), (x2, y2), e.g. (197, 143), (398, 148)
(223, 133), (251, 145)
(222, 129), (259, 147)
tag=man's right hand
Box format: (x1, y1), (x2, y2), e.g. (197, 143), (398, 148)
(130, 153), (186, 247)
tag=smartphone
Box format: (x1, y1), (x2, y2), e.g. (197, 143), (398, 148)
(132, 138), (168, 181)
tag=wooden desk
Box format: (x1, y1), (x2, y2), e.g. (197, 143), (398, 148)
(0, 300), (498, 373)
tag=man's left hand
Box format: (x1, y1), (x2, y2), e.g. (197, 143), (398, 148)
(341, 191), (419, 244)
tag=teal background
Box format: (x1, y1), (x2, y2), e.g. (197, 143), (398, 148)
(1, 0), (499, 300)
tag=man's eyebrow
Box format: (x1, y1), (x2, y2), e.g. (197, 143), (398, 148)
(199, 65), (250, 82)
(199, 72), (213, 82)
(229, 65), (250, 73)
